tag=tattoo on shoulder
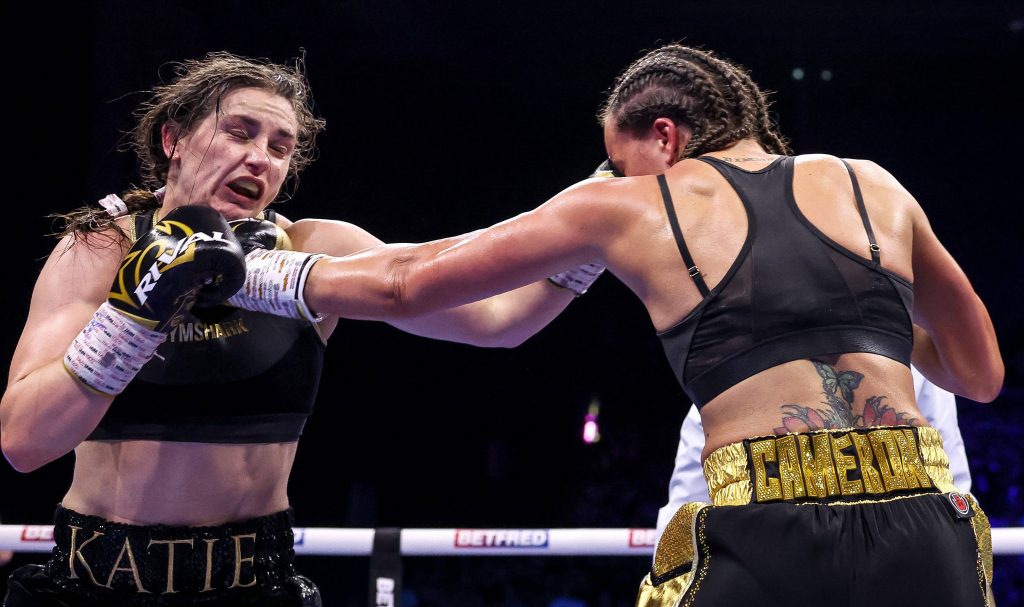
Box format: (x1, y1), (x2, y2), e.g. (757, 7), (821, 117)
(773, 360), (919, 434)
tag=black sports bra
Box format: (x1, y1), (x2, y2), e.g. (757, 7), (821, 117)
(657, 156), (914, 409)
(87, 209), (326, 443)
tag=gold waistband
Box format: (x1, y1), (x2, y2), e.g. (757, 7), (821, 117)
(704, 426), (956, 506)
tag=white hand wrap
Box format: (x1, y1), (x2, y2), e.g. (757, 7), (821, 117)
(548, 263), (606, 296)
(63, 302), (167, 396)
(227, 249), (326, 322)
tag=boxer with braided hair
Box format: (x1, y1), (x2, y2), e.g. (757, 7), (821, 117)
(2, 50), (603, 606)
(598, 44), (788, 159)
(239, 43), (1003, 606)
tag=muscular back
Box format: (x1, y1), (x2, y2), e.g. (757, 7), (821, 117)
(606, 154), (921, 455)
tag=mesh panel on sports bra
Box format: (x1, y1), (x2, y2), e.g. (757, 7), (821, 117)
(657, 156), (913, 409)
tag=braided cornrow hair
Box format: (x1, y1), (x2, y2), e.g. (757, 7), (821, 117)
(598, 44), (790, 159)
(53, 50), (326, 244)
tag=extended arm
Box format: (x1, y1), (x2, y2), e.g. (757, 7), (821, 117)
(285, 215), (590, 347)
(300, 179), (621, 323)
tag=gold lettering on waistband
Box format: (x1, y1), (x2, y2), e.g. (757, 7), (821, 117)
(229, 533), (258, 589)
(751, 439), (782, 502)
(149, 538), (194, 594)
(851, 432), (886, 494)
(869, 429), (908, 491)
(831, 433), (863, 496)
(202, 538), (218, 592)
(895, 429), (932, 489)
(776, 435), (806, 500)
(68, 526), (105, 586)
(104, 538), (150, 593)
(798, 434), (840, 498)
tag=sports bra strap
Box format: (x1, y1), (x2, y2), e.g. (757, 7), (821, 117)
(657, 174), (710, 296)
(840, 159), (880, 263)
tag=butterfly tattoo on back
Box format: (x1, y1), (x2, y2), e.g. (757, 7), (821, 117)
(773, 360), (919, 434)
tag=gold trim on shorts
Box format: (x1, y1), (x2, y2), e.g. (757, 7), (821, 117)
(966, 493), (993, 587)
(636, 503), (709, 607)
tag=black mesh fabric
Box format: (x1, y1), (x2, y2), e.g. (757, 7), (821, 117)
(657, 156), (913, 408)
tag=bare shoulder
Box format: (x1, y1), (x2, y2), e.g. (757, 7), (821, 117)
(546, 173), (657, 229)
(37, 220), (132, 306)
(832, 157), (912, 195)
(793, 154), (875, 185)
(285, 217), (384, 256)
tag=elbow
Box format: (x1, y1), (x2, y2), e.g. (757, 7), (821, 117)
(1, 433), (48, 473)
(965, 363), (1005, 403)
(385, 259), (449, 320)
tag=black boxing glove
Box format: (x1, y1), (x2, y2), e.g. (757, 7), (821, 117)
(64, 205), (245, 395)
(547, 160), (619, 296)
(190, 216), (294, 309)
(226, 219), (324, 322)
(229, 217), (293, 253)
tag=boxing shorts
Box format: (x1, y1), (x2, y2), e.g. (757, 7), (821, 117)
(4, 506), (321, 606)
(638, 426), (993, 607)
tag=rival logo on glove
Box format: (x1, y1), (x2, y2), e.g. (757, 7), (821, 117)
(110, 224), (233, 309)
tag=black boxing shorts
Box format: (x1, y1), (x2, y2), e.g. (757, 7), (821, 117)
(638, 426), (993, 607)
(3, 506), (321, 607)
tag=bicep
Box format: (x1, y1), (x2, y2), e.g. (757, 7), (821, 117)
(7, 238), (115, 384)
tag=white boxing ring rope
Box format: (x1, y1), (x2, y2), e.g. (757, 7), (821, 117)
(2, 525), (1023, 556)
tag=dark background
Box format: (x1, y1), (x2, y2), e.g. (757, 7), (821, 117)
(2, 1), (1022, 605)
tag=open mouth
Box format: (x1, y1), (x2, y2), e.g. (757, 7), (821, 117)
(227, 178), (262, 200)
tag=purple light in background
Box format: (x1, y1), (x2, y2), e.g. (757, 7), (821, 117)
(582, 396), (601, 444)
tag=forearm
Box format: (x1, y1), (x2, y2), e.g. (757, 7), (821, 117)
(1, 361), (113, 472)
(912, 312), (1003, 402)
(304, 240), (476, 320)
(388, 280), (575, 347)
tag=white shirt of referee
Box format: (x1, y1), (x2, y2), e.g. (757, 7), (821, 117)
(654, 366), (972, 543)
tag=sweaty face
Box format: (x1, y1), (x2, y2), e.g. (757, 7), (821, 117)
(602, 119), (673, 177)
(166, 87), (299, 220)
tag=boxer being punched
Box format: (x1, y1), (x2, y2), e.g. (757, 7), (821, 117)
(1, 51), (599, 606)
